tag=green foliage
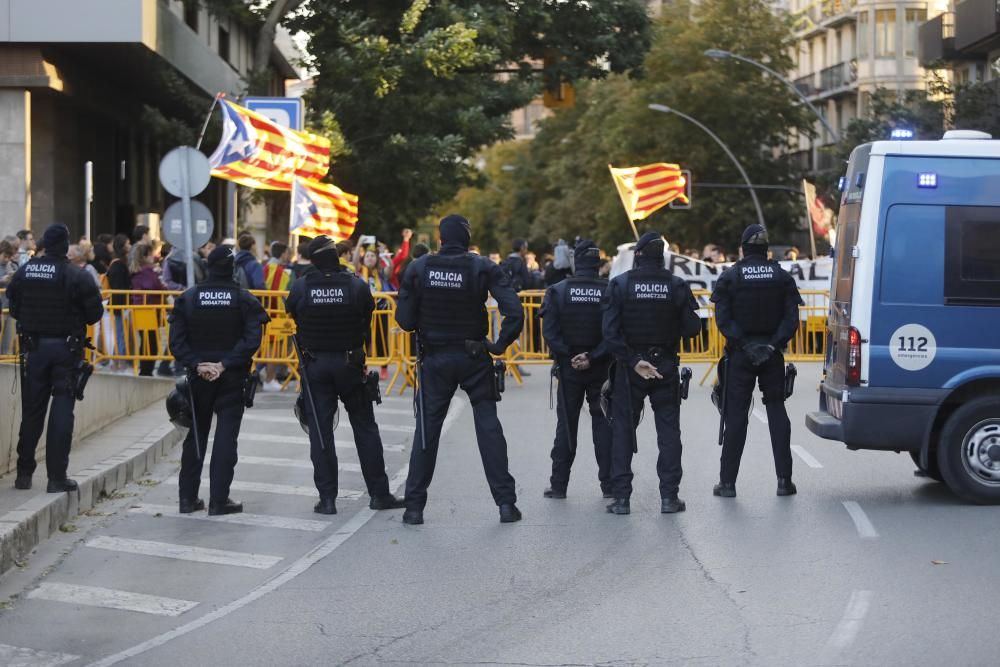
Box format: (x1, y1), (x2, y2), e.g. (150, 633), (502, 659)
(438, 0), (815, 254)
(288, 0), (652, 238)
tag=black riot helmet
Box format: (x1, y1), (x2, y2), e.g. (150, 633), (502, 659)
(166, 377), (193, 428)
(294, 393), (337, 435)
(740, 224), (769, 257)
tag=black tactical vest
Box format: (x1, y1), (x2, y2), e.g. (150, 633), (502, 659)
(730, 258), (785, 335)
(560, 276), (606, 351)
(16, 257), (79, 336)
(185, 282), (244, 354)
(296, 272), (366, 351)
(622, 268), (680, 349)
(417, 254), (486, 341)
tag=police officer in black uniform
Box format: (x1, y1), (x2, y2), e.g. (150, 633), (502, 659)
(711, 224), (803, 497)
(285, 235), (405, 515)
(602, 232), (701, 515)
(168, 246), (269, 515)
(540, 240), (613, 499)
(7, 224), (103, 492)
(395, 214), (524, 525)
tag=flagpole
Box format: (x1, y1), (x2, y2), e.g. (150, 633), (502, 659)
(195, 92), (225, 151)
(625, 214), (639, 242)
(802, 180), (818, 259)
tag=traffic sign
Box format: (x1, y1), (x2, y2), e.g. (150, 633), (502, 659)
(158, 147), (211, 198)
(162, 200), (214, 250)
(244, 97), (304, 130)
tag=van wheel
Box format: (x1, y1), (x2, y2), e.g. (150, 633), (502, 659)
(909, 450), (943, 482)
(937, 396), (1000, 504)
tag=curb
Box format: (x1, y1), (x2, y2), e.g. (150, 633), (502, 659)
(0, 423), (184, 576)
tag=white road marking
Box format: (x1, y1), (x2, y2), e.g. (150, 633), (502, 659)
(0, 643), (78, 667)
(128, 504), (330, 532)
(791, 445), (823, 469)
(752, 407), (768, 424)
(162, 477), (361, 499)
(238, 431), (406, 452)
(86, 398), (469, 667)
(84, 536), (282, 570)
(239, 455), (361, 473)
(242, 413), (415, 433)
(827, 590), (873, 650)
(28, 582), (198, 617)
(842, 501), (879, 538)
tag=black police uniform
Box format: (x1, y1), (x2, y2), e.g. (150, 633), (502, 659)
(285, 248), (401, 514)
(711, 228), (803, 495)
(394, 215), (524, 524)
(602, 233), (701, 514)
(540, 243), (612, 498)
(168, 256), (268, 513)
(6, 225), (103, 492)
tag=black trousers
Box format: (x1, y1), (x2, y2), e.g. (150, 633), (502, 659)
(609, 359), (683, 500)
(720, 347), (792, 484)
(178, 369), (245, 502)
(549, 358), (612, 493)
(302, 352), (391, 500)
(404, 348), (516, 510)
(16, 338), (78, 481)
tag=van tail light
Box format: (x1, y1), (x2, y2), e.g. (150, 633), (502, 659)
(847, 326), (862, 386)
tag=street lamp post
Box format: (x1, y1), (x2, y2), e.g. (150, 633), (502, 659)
(703, 49), (839, 143)
(647, 104), (766, 227)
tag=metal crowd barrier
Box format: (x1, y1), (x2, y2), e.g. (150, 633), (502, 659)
(0, 289), (831, 390)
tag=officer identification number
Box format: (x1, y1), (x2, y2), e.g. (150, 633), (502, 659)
(889, 323), (937, 371)
(24, 263), (56, 280)
(631, 282), (670, 300)
(426, 269), (465, 289)
(308, 287), (347, 305)
(740, 265), (776, 281)
(197, 290), (234, 307)
(568, 286), (602, 304)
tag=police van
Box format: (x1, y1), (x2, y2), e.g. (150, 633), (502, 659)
(806, 130), (1000, 503)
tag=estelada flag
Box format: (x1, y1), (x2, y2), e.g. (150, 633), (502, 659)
(609, 163), (688, 221)
(208, 99), (331, 190)
(289, 178), (358, 242)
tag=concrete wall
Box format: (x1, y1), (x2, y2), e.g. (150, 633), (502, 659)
(0, 89), (30, 238)
(0, 366), (173, 475)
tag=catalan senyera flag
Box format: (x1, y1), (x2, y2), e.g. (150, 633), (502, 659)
(608, 163), (689, 221)
(209, 99), (331, 190)
(289, 178), (359, 242)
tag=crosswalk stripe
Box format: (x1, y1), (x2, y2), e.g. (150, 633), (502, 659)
(162, 477), (362, 499)
(242, 412), (415, 433)
(85, 535), (282, 569)
(28, 582), (198, 617)
(239, 455), (361, 473)
(128, 504), (330, 532)
(237, 431), (406, 452)
(374, 407), (414, 416)
(0, 643), (78, 667)
(791, 445), (823, 469)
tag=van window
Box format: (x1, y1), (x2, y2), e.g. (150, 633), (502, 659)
(832, 144), (872, 305)
(944, 207), (1000, 305)
(879, 205), (944, 305)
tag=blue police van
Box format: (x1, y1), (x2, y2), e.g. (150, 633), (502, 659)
(806, 130), (1000, 504)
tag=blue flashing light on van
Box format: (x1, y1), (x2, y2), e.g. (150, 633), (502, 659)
(806, 129), (1000, 504)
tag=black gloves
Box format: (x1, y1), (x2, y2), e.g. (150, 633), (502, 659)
(484, 339), (506, 356)
(743, 342), (775, 367)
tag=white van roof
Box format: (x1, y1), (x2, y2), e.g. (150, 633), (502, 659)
(870, 133), (1000, 159)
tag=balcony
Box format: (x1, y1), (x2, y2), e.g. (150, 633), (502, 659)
(954, 0), (1000, 54)
(818, 60), (858, 95)
(919, 12), (959, 66)
(819, 0), (857, 26)
(794, 74), (818, 97)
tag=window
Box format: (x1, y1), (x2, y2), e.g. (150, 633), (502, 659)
(904, 8), (926, 58)
(218, 26), (231, 63)
(945, 207), (1000, 304)
(857, 11), (870, 59)
(880, 206), (944, 305)
(875, 9), (896, 58)
(183, 2), (198, 32)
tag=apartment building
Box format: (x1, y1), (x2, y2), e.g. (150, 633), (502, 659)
(919, 0), (1000, 85)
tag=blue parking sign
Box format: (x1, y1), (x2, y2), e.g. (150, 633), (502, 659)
(244, 97), (304, 131)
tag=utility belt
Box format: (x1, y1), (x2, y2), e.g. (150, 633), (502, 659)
(634, 346), (677, 365)
(419, 338), (505, 401)
(300, 345), (381, 404)
(20, 331), (94, 401)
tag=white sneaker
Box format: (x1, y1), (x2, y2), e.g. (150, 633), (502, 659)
(262, 379), (283, 392)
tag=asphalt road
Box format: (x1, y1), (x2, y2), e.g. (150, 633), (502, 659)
(0, 362), (996, 667)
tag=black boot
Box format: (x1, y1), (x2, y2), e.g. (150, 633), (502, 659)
(713, 482), (736, 498)
(179, 498), (205, 514)
(661, 496), (686, 513)
(777, 478), (798, 496)
(314, 497), (337, 515)
(606, 498), (630, 515)
(47, 478), (78, 493)
(14, 474), (32, 490)
(369, 494), (404, 510)
(499, 503), (522, 523)
(402, 508), (424, 525)
(543, 487), (566, 499)
(601, 484), (614, 499)
(208, 498), (243, 515)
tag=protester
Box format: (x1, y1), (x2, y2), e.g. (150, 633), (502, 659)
(129, 242), (167, 376)
(291, 239), (316, 280)
(15, 229), (35, 267)
(162, 244), (207, 290)
(235, 234), (264, 289)
(106, 235), (131, 372)
(92, 234), (113, 274)
(131, 224), (150, 245)
(784, 246), (800, 261)
(0, 238), (17, 354)
(355, 243), (391, 380)
(68, 242), (100, 287)
(388, 228), (413, 290)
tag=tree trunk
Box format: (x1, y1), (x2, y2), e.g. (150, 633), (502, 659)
(251, 0), (305, 95)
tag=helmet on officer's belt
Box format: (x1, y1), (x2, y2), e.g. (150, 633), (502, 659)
(711, 381), (723, 416)
(166, 377), (192, 428)
(294, 394), (310, 435)
(599, 378), (613, 420)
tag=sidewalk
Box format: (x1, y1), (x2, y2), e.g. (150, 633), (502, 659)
(0, 402), (183, 576)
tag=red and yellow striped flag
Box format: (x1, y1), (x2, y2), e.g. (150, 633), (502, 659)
(291, 178), (359, 242)
(208, 99), (331, 190)
(608, 163), (688, 221)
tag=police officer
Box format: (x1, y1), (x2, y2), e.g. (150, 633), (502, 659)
(285, 235), (405, 515)
(395, 214), (524, 525)
(711, 224), (803, 497)
(602, 231), (701, 515)
(7, 224), (103, 492)
(540, 240), (612, 499)
(168, 246), (269, 515)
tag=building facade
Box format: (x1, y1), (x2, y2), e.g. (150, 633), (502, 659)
(919, 0), (1000, 85)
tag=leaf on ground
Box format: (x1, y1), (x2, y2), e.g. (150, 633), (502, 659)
(931, 560), (948, 565)
(390, 538), (398, 545)
(58, 523), (78, 533)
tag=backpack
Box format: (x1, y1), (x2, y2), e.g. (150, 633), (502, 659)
(501, 255), (525, 292)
